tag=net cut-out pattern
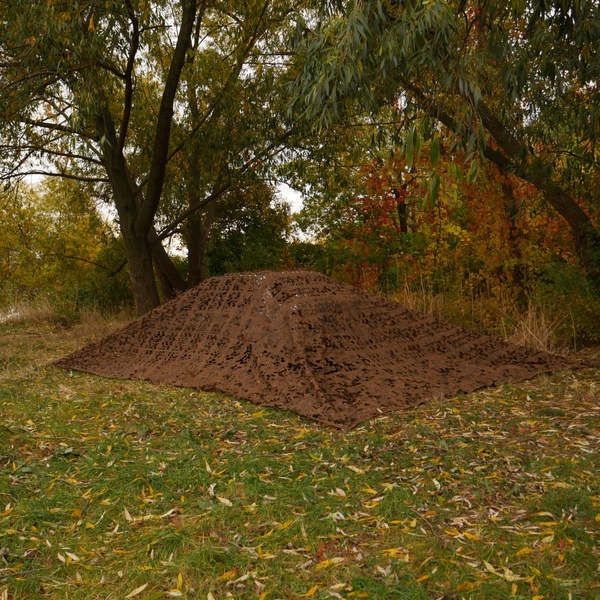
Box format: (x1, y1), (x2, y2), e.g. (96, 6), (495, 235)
(54, 270), (574, 429)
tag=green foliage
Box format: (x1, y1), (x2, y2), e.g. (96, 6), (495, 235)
(205, 188), (292, 276)
(0, 180), (131, 311)
(290, 0), (600, 283)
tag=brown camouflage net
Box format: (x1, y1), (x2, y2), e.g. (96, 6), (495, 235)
(54, 270), (574, 429)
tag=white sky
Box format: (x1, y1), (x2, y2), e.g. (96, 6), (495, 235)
(278, 182), (304, 214)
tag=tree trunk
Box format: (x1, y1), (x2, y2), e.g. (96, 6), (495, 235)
(187, 191), (218, 286)
(500, 176), (526, 299)
(148, 227), (188, 300)
(109, 171), (161, 315)
(97, 104), (161, 315)
(122, 225), (161, 315)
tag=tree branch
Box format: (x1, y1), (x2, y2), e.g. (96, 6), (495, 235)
(136, 0), (198, 236)
(117, 0), (140, 153)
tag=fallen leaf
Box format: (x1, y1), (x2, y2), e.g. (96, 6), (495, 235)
(483, 560), (496, 574)
(501, 567), (523, 582)
(298, 586), (319, 598)
(125, 583), (148, 598)
(315, 557), (344, 570)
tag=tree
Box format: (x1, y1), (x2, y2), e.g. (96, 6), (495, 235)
(290, 0), (600, 286)
(0, 180), (129, 308)
(0, 0), (301, 314)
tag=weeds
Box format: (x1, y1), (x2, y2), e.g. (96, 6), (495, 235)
(0, 320), (599, 599)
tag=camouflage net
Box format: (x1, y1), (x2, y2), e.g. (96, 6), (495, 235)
(54, 270), (574, 429)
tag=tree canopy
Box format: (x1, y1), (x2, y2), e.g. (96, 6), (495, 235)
(1, 0), (599, 335)
(290, 0), (600, 283)
(0, 0), (303, 314)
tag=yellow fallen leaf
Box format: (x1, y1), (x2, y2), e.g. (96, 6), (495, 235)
(217, 496), (232, 507)
(595, 513), (600, 522)
(315, 557), (344, 570)
(277, 519), (293, 530)
(217, 569), (237, 581)
(515, 548), (533, 556)
(483, 560), (497, 574)
(382, 548), (410, 561)
(532, 596), (544, 600)
(463, 531), (481, 541)
(258, 592), (269, 600)
(362, 486), (378, 495)
(445, 528), (462, 537)
(501, 567), (523, 582)
(455, 581), (482, 592)
(511, 582), (518, 595)
(298, 586), (319, 597)
(417, 574), (429, 583)
(125, 583), (148, 598)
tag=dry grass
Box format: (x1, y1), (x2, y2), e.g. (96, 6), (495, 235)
(507, 303), (567, 354)
(397, 283), (445, 318)
(0, 299), (57, 325)
(394, 285), (572, 354)
(77, 306), (131, 340)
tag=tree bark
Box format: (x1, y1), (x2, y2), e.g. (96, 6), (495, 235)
(97, 104), (161, 315)
(148, 227), (188, 300)
(95, 2), (198, 314)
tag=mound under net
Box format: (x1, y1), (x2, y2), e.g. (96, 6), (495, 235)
(54, 270), (573, 429)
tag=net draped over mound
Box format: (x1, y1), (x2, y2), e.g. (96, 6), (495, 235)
(54, 270), (573, 429)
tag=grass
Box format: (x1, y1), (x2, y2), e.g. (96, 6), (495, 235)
(0, 319), (599, 599)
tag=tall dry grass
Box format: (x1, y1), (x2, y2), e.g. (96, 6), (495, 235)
(0, 299), (57, 325)
(394, 285), (569, 354)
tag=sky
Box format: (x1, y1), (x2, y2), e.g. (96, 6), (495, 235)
(278, 183), (304, 214)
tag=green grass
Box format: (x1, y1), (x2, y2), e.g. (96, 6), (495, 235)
(1, 322), (599, 599)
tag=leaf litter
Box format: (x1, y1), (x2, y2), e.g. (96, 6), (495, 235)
(0, 323), (599, 598)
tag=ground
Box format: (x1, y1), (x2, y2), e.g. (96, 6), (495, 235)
(0, 319), (599, 599)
